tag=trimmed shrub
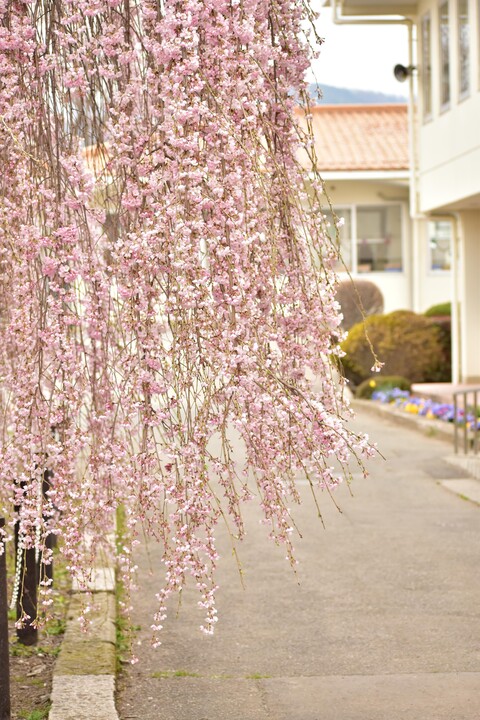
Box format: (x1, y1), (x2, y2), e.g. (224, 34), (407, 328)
(355, 375), (411, 399)
(429, 315), (452, 381)
(341, 310), (450, 387)
(424, 302), (451, 317)
(336, 279), (384, 330)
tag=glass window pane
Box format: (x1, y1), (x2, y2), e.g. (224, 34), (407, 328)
(428, 220), (452, 270)
(440, 1), (450, 107)
(422, 14), (432, 117)
(323, 208), (352, 271)
(458, 0), (469, 96)
(356, 205), (402, 273)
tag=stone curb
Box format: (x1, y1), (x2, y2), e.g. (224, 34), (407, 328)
(48, 566), (119, 720)
(351, 398), (456, 443)
(352, 398), (480, 506)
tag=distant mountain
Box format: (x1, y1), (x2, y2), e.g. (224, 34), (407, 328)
(309, 83), (407, 105)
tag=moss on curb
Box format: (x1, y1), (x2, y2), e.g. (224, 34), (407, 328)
(54, 639), (116, 676)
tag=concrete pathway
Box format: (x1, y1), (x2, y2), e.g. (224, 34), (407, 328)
(116, 408), (480, 720)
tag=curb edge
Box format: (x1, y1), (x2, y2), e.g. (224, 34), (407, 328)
(48, 566), (119, 720)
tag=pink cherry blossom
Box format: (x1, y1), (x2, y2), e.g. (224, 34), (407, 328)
(0, 0), (373, 640)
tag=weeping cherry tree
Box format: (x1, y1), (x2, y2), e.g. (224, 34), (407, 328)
(0, 0), (373, 642)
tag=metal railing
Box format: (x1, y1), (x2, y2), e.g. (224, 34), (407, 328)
(453, 386), (480, 454)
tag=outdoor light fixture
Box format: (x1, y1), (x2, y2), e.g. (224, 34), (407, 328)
(393, 64), (416, 83)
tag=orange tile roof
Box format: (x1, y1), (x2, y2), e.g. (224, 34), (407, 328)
(295, 104), (409, 172)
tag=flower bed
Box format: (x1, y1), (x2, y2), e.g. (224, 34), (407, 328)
(371, 387), (479, 428)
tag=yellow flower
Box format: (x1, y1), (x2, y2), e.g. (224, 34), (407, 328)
(369, 380), (376, 388)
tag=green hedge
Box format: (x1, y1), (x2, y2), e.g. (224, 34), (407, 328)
(424, 302), (451, 317)
(341, 310), (451, 387)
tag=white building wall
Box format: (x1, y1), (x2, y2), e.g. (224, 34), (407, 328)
(419, 94), (480, 212)
(326, 179), (413, 312)
(417, 0), (480, 212)
(326, 179), (452, 314)
(412, 218), (453, 312)
(458, 210), (480, 382)
(328, 0), (480, 382)
(414, 0), (480, 381)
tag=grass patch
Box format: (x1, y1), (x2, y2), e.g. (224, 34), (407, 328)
(150, 670), (271, 681)
(45, 617), (66, 637)
(115, 503), (136, 669)
(10, 643), (59, 658)
(151, 670), (201, 679)
(18, 705), (51, 720)
(114, 606), (130, 669)
(24, 678), (46, 688)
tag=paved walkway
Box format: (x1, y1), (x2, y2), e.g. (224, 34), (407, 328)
(116, 408), (480, 720)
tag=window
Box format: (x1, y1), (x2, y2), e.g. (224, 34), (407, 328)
(421, 13), (433, 118)
(324, 205), (403, 274)
(357, 206), (403, 272)
(439, 0), (451, 108)
(458, 0), (470, 97)
(428, 220), (452, 271)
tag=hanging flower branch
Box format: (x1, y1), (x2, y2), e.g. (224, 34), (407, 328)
(0, 0), (372, 638)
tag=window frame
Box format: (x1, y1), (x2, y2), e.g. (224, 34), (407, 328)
(439, 0), (451, 112)
(421, 12), (433, 121)
(330, 203), (405, 276)
(427, 219), (453, 274)
(457, 0), (470, 100)
(478, 0), (480, 90)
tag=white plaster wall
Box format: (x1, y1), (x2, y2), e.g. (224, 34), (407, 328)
(420, 113), (480, 211)
(325, 180), (455, 316)
(417, 0), (480, 212)
(458, 210), (480, 381)
(325, 179), (453, 314)
(418, 273), (452, 310)
(324, 180), (409, 208)
(326, 180), (412, 311)
(411, 219), (453, 313)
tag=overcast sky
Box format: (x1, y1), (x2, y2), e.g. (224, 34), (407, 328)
(308, 7), (410, 98)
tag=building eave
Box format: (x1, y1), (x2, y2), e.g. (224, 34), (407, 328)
(322, 0), (418, 19)
(317, 170), (410, 181)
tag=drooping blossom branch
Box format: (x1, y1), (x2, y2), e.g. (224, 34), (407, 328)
(0, 0), (372, 638)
